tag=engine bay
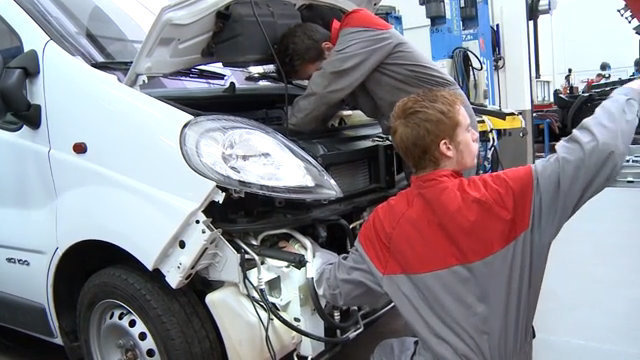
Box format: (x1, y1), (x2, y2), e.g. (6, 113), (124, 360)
(137, 3), (408, 355)
(150, 84), (407, 358)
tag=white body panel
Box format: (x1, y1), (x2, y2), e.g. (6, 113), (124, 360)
(125, 0), (373, 86)
(1, 0), (220, 342)
(1, 0), (372, 357)
(0, 0), (57, 318)
(124, 0), (233, 86)
(44, 40), (215, 267)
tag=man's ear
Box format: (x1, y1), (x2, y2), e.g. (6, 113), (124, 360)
(439, 138), (454, 159)
(321, 42), (334, 55)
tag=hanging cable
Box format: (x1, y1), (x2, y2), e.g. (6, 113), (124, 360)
(495, 66), (503, 109)
(492, 25), (505, 110)
(244, 273), (361, 344)
(257, 228), (360, 328)
(249, 0), (289, 129)
(324, 218), (355, 251)
(307, 277), (359, 329)
(240, 253), (277, 360)
(452, 47), (483, 102)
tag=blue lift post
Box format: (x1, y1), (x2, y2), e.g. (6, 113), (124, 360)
(423, 0), (514, 173)
(423, 0), (496, 106)
(425, 0), (463, 61)
(462, 0), (495, 106)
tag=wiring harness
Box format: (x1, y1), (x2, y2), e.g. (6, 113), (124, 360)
(233, 230), (394, 360)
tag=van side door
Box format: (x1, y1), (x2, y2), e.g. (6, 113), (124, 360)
(0, 2), (58, 338)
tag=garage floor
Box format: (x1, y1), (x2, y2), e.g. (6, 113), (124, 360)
(2, 188), (639, 360)
(532, 187), (640, 360)
(0, 308), (411, 360)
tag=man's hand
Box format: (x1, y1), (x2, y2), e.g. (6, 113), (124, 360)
(278, 240), (301, 253)
(278, 239), (339, 273)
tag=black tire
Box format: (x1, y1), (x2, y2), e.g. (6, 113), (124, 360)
(77, 265), (224, 360)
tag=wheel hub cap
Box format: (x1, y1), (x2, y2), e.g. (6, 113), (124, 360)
(89, 300), (161, 360)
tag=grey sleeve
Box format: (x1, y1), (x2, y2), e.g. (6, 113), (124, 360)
(532, 87), (640, 243)
(288, 28), (395, 132)
(314, 241), (389, 307)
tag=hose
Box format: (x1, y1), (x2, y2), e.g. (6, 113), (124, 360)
(248, 0), (289, 126)
(307, 277), (359, 329)
(256, 288), (360, 344)
(566, 93), (592, 131)
(362, 301), (395, 326)
(452, 47), (483, 101)
(325, 218), (356, 250)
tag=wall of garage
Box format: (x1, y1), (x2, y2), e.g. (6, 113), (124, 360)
(379, 0), (432, 59)
(381, 0), (639, 89)
(535, 0), (639, 88)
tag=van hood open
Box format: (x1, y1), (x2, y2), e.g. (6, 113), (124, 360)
(124, 0), (377, 86)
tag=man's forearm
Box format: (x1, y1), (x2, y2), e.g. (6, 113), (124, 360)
(288, 96), (341, 132)
(287, 28), (395, 133)
(314, 242), (388, 307)
(531, 84), (640, 244)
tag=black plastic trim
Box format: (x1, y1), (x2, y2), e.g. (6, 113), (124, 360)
(0, 291), (55, 338)
(0, 50), (42, 129)
(7, 49), (40, 75)
(0, 114), (24, 132)
(472, 105), (517, 120)
(214, 184), (405, 233)
(0, 14), (24, 63)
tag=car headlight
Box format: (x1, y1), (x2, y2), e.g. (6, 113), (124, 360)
(180, 115), (343, 200)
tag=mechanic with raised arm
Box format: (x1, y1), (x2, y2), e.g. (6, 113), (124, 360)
(275, 8), (476, 135)
(304, 80), (640, 359)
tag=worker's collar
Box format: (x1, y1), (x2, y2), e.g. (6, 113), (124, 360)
(411, 169), (463, 186)
(330, 19), (341, 45)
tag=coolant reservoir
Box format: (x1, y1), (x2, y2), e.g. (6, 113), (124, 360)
(205, 285), (301, 360)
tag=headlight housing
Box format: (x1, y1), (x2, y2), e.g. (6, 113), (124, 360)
(181, 115), (342, 200)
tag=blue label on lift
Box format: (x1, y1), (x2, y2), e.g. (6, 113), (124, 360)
(427, 0), (496, 105)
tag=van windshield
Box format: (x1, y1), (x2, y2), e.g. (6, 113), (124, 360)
(21, 0), (170, 62)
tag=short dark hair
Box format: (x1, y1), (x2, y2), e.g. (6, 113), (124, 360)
(299, 4), (344, 31)
(275, 23), (330, 79)
(390, 90), (464, 172)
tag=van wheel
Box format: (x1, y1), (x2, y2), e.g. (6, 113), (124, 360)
(77, 265), (223, 360)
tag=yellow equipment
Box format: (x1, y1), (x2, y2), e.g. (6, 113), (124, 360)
(473, 106), (525, 132)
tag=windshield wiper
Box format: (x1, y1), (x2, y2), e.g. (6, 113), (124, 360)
(90, 61), (228, 81)
(245, 72), (307, 89)
(90, 60), (133, 71)
(171, 67), (227, 81)
(245, 72), (280, 82)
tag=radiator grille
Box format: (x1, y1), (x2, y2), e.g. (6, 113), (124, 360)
(327, 159), (371, 194)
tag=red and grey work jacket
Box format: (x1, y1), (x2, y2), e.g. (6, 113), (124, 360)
(287, 8), (475, 135)
(315, 87), (640, 359)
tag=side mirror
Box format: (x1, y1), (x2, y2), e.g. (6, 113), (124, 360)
(0, 49), (41, 129)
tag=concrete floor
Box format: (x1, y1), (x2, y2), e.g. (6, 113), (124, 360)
(0, 326), (65, 360)
(532, 187), (640, 360)
(2, 188), (639, 360)
(0, 307), (411, 360)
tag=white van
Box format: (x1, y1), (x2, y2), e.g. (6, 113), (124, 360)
(0, 0), (403, 359)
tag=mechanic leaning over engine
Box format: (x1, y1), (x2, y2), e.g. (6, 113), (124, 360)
(304, 80), (640, 359)
(275, 8), (476, 137)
